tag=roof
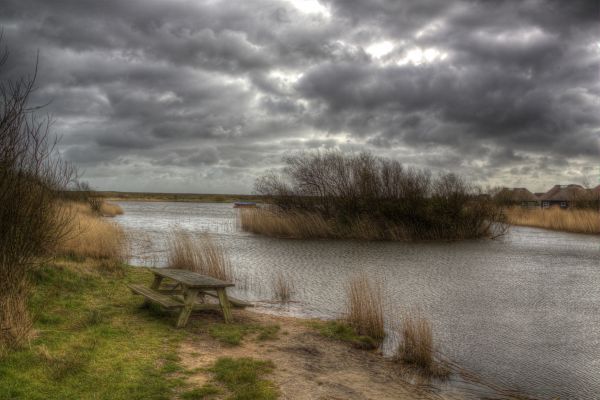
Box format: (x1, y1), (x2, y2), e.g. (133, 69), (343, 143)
(539, 184), (587, 201)
(495, 187), (538, 202)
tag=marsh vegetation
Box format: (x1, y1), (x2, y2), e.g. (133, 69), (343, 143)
(244, 151), (505, 241)
(505, 207), (599, 234)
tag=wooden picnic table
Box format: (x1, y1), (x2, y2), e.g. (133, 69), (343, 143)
(129, 268), (236, 328)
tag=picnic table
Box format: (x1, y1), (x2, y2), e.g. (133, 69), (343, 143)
(128, 268), (247, 328)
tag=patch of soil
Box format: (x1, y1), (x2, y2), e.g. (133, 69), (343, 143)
(178, 311), (461, 400)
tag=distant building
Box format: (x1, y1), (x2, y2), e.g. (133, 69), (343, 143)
(538, 184), (587, 209)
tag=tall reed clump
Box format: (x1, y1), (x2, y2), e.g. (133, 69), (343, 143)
(250, 151), (506, 241)
(166, 230), (232, 282)
(271, 271), (294, 303)
(55, 202), (127, 262)
(344, 274), (385, 344)
(396, 311), (448, 378)
(505, 207), (600, 234)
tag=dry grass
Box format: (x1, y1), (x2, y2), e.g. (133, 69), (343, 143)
(55, 202), (127, 262)
(239, 208), (495, 241)
(239, 208), (393, 240)
(239, 208), (334, 239)
(396, 311), (448, 378)
(166, 230), (232, 282)
(271, 271), (294, 303)
(344, 274), (385, 342)
(505, 207), (600, 234)
(99, 201), (124, 217)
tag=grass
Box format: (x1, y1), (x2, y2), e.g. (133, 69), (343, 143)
(345, 274), (385, 343)
(209, 357), (277, 400)
(207, 323), (280, 346)
(166, 231), (232, 281)
(395, 311), (448, 378)
(0, 259), (187, 400)
(181, 384), (220, 399)
(505, 206), (600, 234)
(309, 320), (379, 350)
(56, 202), (127, 262)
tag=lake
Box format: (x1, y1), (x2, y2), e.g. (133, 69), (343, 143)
(114, 201), (600, 399)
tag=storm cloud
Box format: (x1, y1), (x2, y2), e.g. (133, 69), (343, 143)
(1, 0), (598, 192)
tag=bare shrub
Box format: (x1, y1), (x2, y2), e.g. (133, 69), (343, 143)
(345, 274), (385, 342)
(252, 151), (506, 241)
(0, 41), (75, 351)
(271, 271), (294, 303)
(166, 230), (232, 282)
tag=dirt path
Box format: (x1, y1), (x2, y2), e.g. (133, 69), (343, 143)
(178, 311), (461, 400)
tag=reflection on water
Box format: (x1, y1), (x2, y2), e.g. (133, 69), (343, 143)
(115, 201), (600, 400)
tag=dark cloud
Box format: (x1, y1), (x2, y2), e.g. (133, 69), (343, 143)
(0, 0), (598, 193)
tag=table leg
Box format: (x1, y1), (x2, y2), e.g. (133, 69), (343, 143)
(216, 288), (233, 323)
(143, 274), (164, 307)
(176, 287), (198, 328)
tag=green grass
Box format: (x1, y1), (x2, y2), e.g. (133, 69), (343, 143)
(308, 320), (379, 350)
(207, 323), (280, 346)
(209, 357), (277, 400)
(0, 260), (187, 400)
(181, 384), (220, 399)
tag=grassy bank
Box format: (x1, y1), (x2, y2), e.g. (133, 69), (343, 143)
(0, 260), (285, 400)
(0, 260), (186, 399)
(505, 207), (600, 234)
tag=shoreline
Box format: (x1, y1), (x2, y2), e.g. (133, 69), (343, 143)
(4, 258), (536, 400)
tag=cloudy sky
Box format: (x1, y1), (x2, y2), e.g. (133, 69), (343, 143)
(1, 0), (599, 193)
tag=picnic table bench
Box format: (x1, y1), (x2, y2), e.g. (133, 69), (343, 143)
(128, 268), (250, 328)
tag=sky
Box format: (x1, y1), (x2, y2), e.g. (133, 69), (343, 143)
(1, 0), (599, 194)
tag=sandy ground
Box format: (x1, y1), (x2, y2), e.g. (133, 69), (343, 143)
(178, 310), (462, 400)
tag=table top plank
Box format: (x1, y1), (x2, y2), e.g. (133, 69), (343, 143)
(147, 268), (234, 288)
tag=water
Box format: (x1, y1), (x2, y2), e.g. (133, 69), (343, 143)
(114, 201), (600, 399)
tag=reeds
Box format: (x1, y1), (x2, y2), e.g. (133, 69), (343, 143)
(395, 311), (448, 378)
(166, 230), (232, 282)
(56, 202), (127, 261)
(271, 271), (294, 303)
(344, 274), (385, 342)
(99, 201), (124, 217)
(239, 208), (334, 239)
(505, 207), (600, 234)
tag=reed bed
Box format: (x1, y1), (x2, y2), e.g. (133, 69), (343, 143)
(505, 207), (600, 234)
(344, 274), (385, 342)
(239, 208), (334, 239)
(239, 207), (500, 241)
(56, 202), (127, 261)
(166, 230), (232, 282)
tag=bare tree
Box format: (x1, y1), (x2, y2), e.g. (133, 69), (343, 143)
(0, 37), (75, 351)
